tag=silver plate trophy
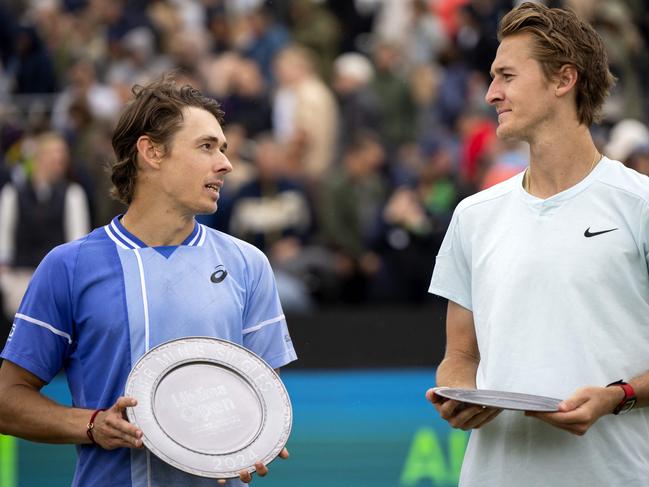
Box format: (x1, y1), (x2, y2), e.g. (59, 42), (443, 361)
(125, 337), (292, 479)
(432, 387), (562, 412)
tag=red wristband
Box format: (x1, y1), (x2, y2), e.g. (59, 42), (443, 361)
(86, 408), (106, 445)
(606, 380), (637, 415)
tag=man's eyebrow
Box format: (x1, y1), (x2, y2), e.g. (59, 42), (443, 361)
(196, 135), (227, 150)
(490, 66), (514, 78)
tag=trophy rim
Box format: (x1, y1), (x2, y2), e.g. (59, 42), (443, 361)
(125, 336), (292, 478)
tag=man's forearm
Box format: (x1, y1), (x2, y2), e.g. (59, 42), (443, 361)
(0, 383), (91, 444)
(436, 352), (480, 389)
(629, 371), (649, 409)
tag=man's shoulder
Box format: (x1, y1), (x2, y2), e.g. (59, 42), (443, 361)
(40, 228), (103, 263)
(39, 227), (112, 268)
(455, 172), (522, 217)
(202, 225), (268, 263)
(598, 158), (649, 204)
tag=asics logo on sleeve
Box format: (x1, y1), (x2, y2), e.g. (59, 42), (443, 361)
(210, 265), (228, 283)
(584, 227), (618, 238)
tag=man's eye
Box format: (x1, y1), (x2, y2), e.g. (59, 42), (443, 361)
(201, 143), (212, 150)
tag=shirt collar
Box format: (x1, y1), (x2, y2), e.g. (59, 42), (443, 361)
(104, 215), (205, 250)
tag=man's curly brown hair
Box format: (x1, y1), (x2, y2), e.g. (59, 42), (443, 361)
(110, 75), (225, 205)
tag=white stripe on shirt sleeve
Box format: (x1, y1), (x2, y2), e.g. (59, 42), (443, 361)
(15, 313), (72, 344)
(242, 314), (285, 335)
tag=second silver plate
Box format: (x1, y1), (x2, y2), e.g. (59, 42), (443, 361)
(433, 387), (562, 412)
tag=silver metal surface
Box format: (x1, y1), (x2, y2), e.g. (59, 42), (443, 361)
(433, 387), (562, 412)
(125, 337), (292, 478)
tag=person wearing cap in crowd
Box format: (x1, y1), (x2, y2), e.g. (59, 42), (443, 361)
(625, 142), (649, 176)
(604, 118), (649, 166)
(426, 3), (649, 486)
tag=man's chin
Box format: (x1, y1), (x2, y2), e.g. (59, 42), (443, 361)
(496, 125), (518, 141)
(197, 205), (218, 216)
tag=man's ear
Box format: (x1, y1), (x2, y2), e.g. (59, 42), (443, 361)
(554, 64), (578, 98)
(136, 136), (163, 169)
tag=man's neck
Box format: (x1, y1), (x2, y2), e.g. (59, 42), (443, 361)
(526, 123), (599, 199)
(120, 202), (196, 247)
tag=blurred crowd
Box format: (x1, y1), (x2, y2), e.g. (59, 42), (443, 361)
(1, 0), (649, 317)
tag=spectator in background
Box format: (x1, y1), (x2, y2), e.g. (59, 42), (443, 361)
(272, 45), (338, 185)
(288, 0), (341, 81)
(8, 25), (58, 94)
(626, 143), (649, 176)
(407, 0), (449, 67)
(377, 140), (462, 302)
(240, 5), (291, 83)
(331, 52), (381, 157)
(604, 118), (649, 178)
(205, 5), (234, 54)
(325, 0), (376, 53)
(51, 58), (121, 134)
(319, 130), (387, 303)
(167, 28), (211, 77)
(369, 39), (417, 153)
(25, 1), (78, 84)
(105, 26), (173, 93)
(432, 43), (473, 130)
(222, 58), (273, 138)
(604, 118), (649, 164)
(0, 132), (90, 320)
(593, 1), (646, 122)
(65, 98), (124, 226)
(0, 5), (16, 71)
(457, 109), (497, 189)
(479, 137), (528, 190)
(408, 62), (450, 143)
(229, 134), (312, 252)
(455, 2), (501, 83)
(229, 133), (315, 311)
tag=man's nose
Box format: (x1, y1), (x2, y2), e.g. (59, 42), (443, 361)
(485, 80), (502, 105)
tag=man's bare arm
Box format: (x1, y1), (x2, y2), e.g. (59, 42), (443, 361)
(426, 300), (501, 430)
(0, 360), (142, 448)
(435, 300), (480, 388)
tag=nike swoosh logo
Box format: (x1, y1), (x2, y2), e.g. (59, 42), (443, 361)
(584, 227), (618, 238)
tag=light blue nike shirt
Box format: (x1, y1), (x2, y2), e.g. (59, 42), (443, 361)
(1, 216), (297, 487)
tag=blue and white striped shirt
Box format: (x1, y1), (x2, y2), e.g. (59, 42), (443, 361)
(2, 216), (297, 486)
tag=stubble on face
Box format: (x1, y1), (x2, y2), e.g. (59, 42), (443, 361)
(159, 107), (230, 217)
(489, 34), (557, 143)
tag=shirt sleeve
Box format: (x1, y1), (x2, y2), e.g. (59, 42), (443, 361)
(428, 207), (472, 310)
(241, 247), (297, 370)
(0, 245), (76, 383)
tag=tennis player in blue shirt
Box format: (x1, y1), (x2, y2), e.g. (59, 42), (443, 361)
(0, 77), (297, 486)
